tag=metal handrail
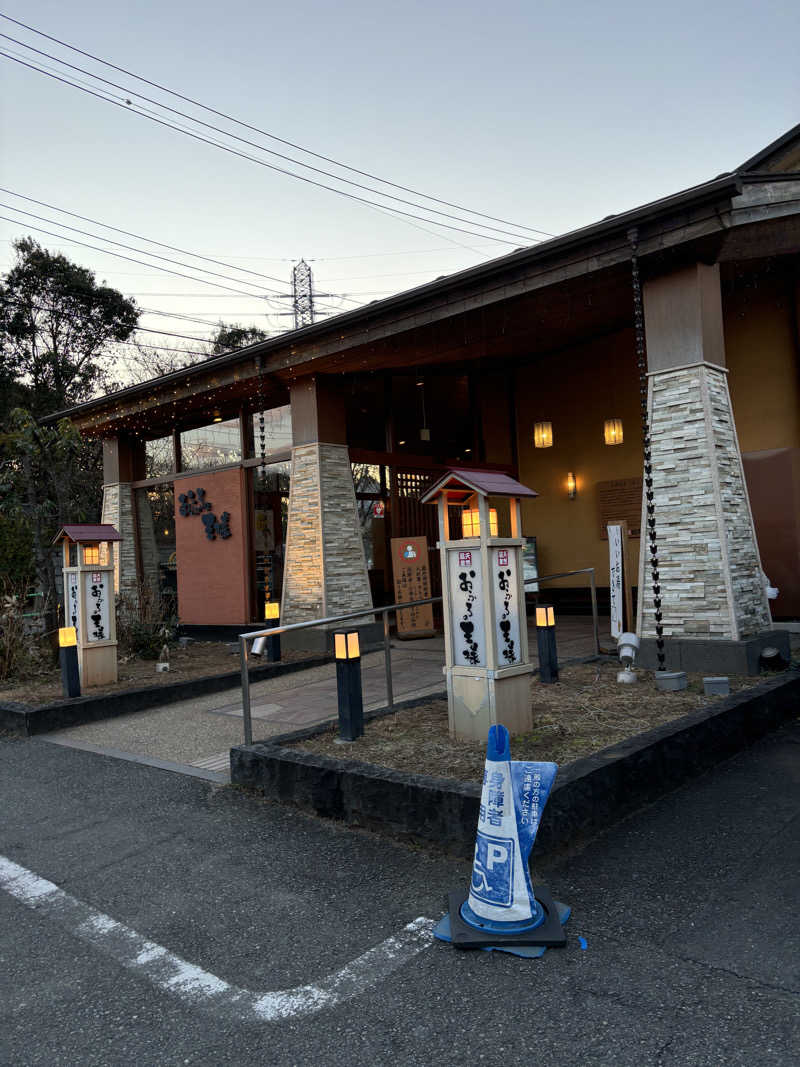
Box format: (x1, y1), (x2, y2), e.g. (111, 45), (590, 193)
(525, 566), (600, 658)
(238, 565), (601, 746)
(238, 595), (442, 746)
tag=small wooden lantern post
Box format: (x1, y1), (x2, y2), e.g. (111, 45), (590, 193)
(53, 524), (121, 687)
(421, 470), (538, 742)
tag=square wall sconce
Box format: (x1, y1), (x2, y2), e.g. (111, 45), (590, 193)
(264, 601), (280, 621)
(533, 421), (553, 448)
(567, 472), (577, 499)
(604, 418), (624, 446)
(462, 505), (498, 538)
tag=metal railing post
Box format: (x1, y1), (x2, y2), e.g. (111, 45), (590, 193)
(589, 568), (600, 655)
(383, 608), (394, 711)
(240, 635), (253, 747)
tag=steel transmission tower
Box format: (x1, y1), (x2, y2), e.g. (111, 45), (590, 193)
(292, 259), (315, 329)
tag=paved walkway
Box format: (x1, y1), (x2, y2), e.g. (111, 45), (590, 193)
(44, 616), (608, 776)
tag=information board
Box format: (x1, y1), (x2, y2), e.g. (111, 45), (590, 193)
(391, 537), (435, 638)
(597, 478), (642, 539)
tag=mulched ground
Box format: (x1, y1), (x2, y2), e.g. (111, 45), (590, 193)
(292, 660), (766, 782)
(0, 642), (317, 707)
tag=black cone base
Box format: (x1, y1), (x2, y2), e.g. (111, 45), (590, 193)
(447, 886), (567, 950)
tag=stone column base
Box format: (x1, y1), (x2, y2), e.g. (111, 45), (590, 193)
(638, 630), (790, 676)
(446, 665), (534, 741)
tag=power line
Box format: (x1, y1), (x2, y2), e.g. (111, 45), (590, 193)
(1, 32), (532, 243)
(0, 13), (553, 239)
(0, 187), (291, 288)
(0, 48), (532, 248)
(0, 202), (286, 296)
(0, 212), (276, 298)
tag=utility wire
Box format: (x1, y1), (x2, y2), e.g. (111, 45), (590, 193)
(0, 202), (285, 295)
(1, 32), (532, 242)
(0, 48), (532, 248)
(0, 212), (276, 298)
(0, 187), (291, 288)
(0, 13), (553, 238)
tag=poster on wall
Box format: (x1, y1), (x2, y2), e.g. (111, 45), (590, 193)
(83, 570), (110, 643)
(390, 537), (435, 638)
(492, 547), (521, 666)
(447, 548), (486, 667)
(608, 523), (623, 638)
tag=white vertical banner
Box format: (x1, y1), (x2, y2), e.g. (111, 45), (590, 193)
(67, 572), (80, 635)
(83, 570), (111, 643)
(448, 548), (486, 667)
(492, 547), (521, 666)
(608, 524), (623, 639)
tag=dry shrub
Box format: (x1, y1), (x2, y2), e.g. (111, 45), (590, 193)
(116, 581), (178, 660)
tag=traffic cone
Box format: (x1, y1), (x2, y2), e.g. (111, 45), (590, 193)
(433, 724), (570, 954)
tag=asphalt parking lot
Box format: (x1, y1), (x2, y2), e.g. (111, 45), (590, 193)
(1, 720), (798, 1066)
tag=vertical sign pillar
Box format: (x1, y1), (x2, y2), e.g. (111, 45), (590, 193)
(55, 526), (120, 688)
(421, 471), (539, 742)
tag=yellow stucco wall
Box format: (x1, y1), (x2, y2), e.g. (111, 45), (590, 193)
(724, 270), (800, 451)
(513, 328), (642, 587)
(506, 263), (800, 590)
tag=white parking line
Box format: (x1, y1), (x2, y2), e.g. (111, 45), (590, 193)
(0, 855), (435, 1022)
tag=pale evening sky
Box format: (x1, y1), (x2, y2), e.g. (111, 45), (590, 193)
(0, 0), (798, 381)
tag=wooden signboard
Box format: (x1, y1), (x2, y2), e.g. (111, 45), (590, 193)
(391, 536), (435, 638)
(598, 478), (643, 539)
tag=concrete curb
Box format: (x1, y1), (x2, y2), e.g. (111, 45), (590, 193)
(0, 654), (333, 737)
(230, 671), (800, 858)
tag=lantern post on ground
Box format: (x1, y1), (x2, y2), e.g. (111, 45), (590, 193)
(53, 524), (121, 687)
(335, 631), (364, 742)
(253, 601), (282, 661)
(535, 604), (559, 683)
(421, 470), (539, 742)
(58, 626), (81, 698)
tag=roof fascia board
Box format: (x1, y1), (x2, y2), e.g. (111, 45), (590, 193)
(736, 122), (800, 173)
(46, 174), (743, 429)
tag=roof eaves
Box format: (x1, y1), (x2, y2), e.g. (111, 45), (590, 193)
(43, 172), (743, 428)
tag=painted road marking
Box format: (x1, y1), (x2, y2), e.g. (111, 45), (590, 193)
(0, 855), (435, 1022)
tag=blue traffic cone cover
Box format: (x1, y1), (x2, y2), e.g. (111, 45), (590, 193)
(464, 724), (557, 928)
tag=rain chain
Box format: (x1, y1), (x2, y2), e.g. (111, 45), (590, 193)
(629, 227), (665, 670)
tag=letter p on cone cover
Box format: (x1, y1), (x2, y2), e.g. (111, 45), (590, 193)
(433, 724), (570, 955)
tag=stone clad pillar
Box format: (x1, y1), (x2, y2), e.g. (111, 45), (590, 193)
(100, 436), (146, 599)
(280, 377), (373, 635)
(637, 264), (785, 673)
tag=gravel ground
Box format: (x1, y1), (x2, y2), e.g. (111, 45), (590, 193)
(292, 660), (767, 781)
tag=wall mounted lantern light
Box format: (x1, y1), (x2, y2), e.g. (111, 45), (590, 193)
(533, 421), (553, 448)
(604, 418), (624, 446)
(567, 472), (577, 499)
